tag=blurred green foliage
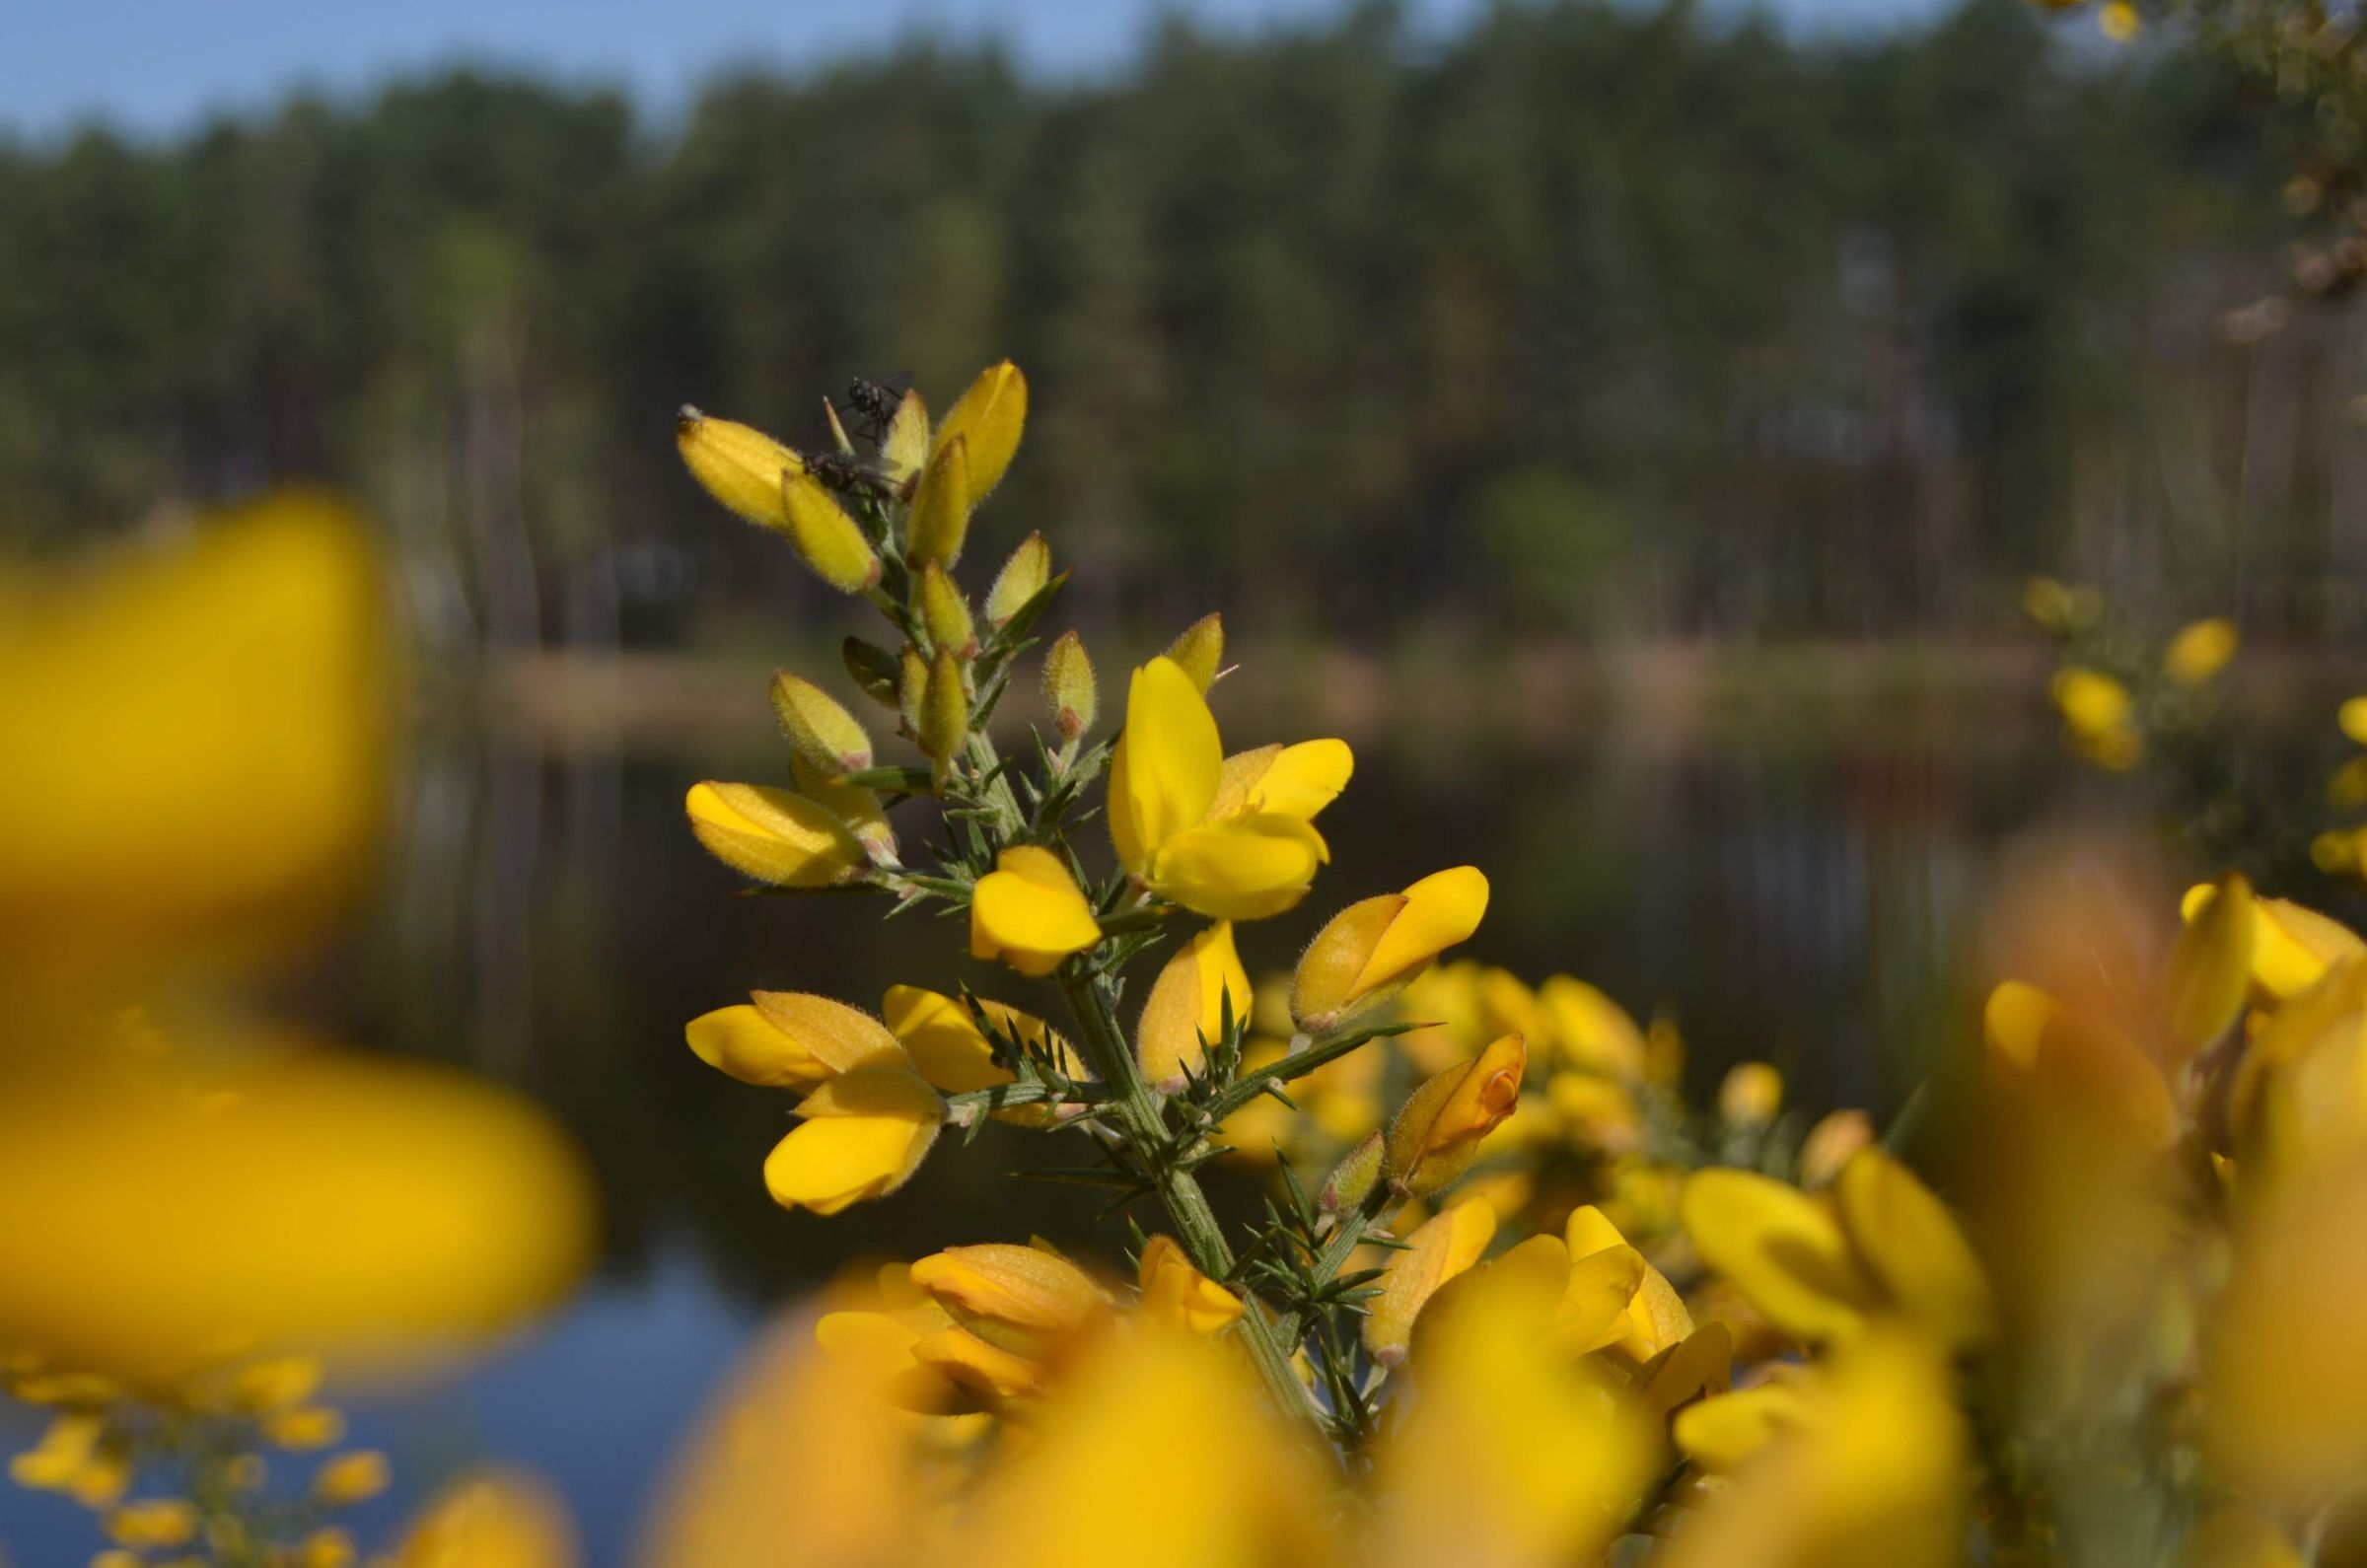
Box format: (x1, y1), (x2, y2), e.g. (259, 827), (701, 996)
(0, 0), (2317, 644)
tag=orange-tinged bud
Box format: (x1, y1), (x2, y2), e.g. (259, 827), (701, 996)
(969, 846), (1102, 976)
(931, 361), (1028, 502)
(1385, 1033), (1527, 1198)
(770, 672), (874, 777)
(1135, 1237), (1245, 1335)
(908, 435), (972, 567)
(685, 781), (868, 888)
(985, 532), (1051, 626)
(1164, 612), (1225, 691)
(779, 471), (881, 594)
(676, 407), (803, 530)
(1136, 922), (1251, 1086)
(1293, 867), (1489, 1033)
(1042, 630), (1098, 741)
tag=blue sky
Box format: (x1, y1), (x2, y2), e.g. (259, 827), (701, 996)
(0, 0), (1956, 142)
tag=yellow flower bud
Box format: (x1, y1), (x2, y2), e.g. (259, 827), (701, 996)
(969, 846), (1102, 977)
(1320, 1129), (1386, 1216)
(1385, 1033), (1527, 1198)
(1042, 630), (1098, 740)
(763, 1067), (946, 1215)
(985, 532), (1051, 626)
(2051, 666), (2140, 769)
(770, 672), (874, 777)
(908, 1242), (1107, 1356)
(1135, 1237), (1245, 1335)
(105, 1499), (198, 1549)
(790, 755), (896, 865)
(263, 1404), (346, 1451)
(917, 561), (976, 659)
(1164, 612), (1225, 691)
(1292, 866), (1489, 1033)
(1365, 1199), (1496, 1365)
(881, 388), (930, 484)
(1135, 922), (1251, 1086)
(685, 992), (907, 1090)
(779, 470), (882, 593)
(685, 781), (868, 888)
(2167, 872), (2256, 1056)
(931, 360), (1028, 502)
(918, 647), (969, 765)
(2165, 616), (2238, 686)
(908, 435), (973, 568)
(312, 1450), (390, 1506)
(1717, 1062), (1782, 1126)
(897, 644), (928, 739)
(675, 407), (804, 530)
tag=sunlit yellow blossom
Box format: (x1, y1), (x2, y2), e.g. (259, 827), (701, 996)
(1565, 1204), (1693, 1361)
(684, 781), (869, 888)
(105, 1500), (197, 1549)
(816, 1263), (1042, 1414)
(1134, 1237), (1245, 1334)
(294, 1527), (357, 1568)
(1719, 1061), (1783, 1125)
(1108, 657), (1342, 920)
(395, 1468), (577, 1568)
(1364, 1199), (1497, 1364)
(908, 1243), (1110, 1357)
(1539, 975), (1648, 1079)
(1385, 1033), (1527, 1197)
(2165, 616), (2238, 685)
(882, 985), (1080, 1104)
(8, 1413), (103, 1491)
(2051, 667), (2141, 768)
(674, 409), (803, 530)
(312, 1450), (391, 1505)
(761, 1068), (946, 1215)
(2181, 882), (2364, 1002)
(1674, 1374), (1816, 1471)
(969, 846), (1102, 975)
(932, 360), (1029, 504)
(684, 991), (905, 1090)
(1290, 867), (1489, 1033)
(1136, 922), (1252, 1085)
(264, 1404), (347, 1451)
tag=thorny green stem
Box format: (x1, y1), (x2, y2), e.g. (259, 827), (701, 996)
(1053, 960), (1339, 1455)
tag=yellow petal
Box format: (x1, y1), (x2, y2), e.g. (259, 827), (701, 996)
(1136, 923), (1250, 1084)
(675, 409), (803, 530)
(969, 846), (1102, 976)
(1680, 1168), (1880, 1344)
(1364, 1199), (1498, 1363)
(1631, 1320), (1732, 1422)
(882, 985), (1010, 1094)
(1108, 658), (1223, 876)
(685, 781), (867, 888)
(2164, 616), (2238, 686)
(908, 1243), (1107, 1341)
(1134, 1236), (1246, 1335)
(908, 1325), (1045, 1403)
(1213, 739), (1353, 822)
(1148, 813), (1327, 921)
(1552, 1244), (1647, 1355)
(746, 991), (910, 1079)
(392, 1468), (577, 1568)
(908, 435), (972, 568)
(1672, 1381), (1815, 1471)
(1354, 865), (1490, 1002)
(1833, 1149), (1994, 1350)
(779, 471), (881, 593)
(684, 1004), (827, 1089)
(765, 1069), (944, 1215)
(1291, 893), (1408, 1029)
(2167, 873), (2256, 1055)
(930, 360), (1028, 501)
(1538, 976), (1647, 1079)
(1981, 979), (2058, 1073)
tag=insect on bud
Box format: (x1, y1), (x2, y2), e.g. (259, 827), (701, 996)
(986, 533), (1051, 627)
(1164, 613), (1225, 691)
(1041, 631), (1098, 742)
(918, 562), (977, 659)
(770, 672), (874, 777)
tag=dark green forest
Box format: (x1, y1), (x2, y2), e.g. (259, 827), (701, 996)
(0, 0), (2340, 648)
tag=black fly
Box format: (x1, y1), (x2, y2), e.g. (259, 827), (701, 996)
(807, 450), (898, 499)
(844, 372), (914, 446)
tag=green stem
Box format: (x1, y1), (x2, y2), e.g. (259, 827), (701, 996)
(1281, 1183), (1393, 1344)
(1054, 962), (1335, 1447)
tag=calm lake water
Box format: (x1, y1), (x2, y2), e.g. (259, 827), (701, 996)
(0, 656), (2295, 1563)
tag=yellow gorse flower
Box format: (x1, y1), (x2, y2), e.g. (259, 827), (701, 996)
(2164, 616), (2239, 686)
(969, 845), (1103, 975)
(1136, 921), (1253, 1086)
(1384, 1033), (1528, 1197)
(2051, 666), (2141, 769)
(1291, 866), (1490, 1034)
(1108, 656), (1348, 920)
(1134, 1237), (1246, 1335)
(684, 781), (871, 889)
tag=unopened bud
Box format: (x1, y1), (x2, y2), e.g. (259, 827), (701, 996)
(1041, 631), (1098, 741)
(986, 533), (1051, 626)
(1718, 1062), (1782, 1127)
(897, 645), (929, 740)
(1320, 1130), (1386, 1216)
(908, 435), (972, 567)
(770, 672), (874, 776)
(676, 408), (803, 530)
(918, 646), (970, 764)
(932, 360), (1028, 501)
(779, 470), (882, 593)
(882, 389), (931, 485)
(1384, 1033), (1526, 1199)
(1164, 612), (1224, 691)
(918, 562), (977, 659)
(843, 637), (902, 709)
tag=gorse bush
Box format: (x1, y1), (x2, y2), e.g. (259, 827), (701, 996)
(660, 364), (2367, 1566)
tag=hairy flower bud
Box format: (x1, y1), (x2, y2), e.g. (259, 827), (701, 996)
(986, 532), (1051, 626)
(908, 1242), (1106, 1358)
(685, 781), (867, 888)
(897, 645), (928, 742)
(780, 470), (882, 594)
(931, 360), (1028, 502)
(918, 647), (969, 766)
(1041, 631), (1098, 741)
(1164, 613), (1225, 691)
(770, 672), (874, 777)
(1292, 867), (1489, 1034)
(1320, 1130), (1386, 1217)
(1384, 1033), (1527, 1198)
(908, 436), (972, 568)
(882, 389), (931, 486)
(918, 561), (977, 659)
(1135, 921), (1250, 1087)
(676, 407), (804, 530)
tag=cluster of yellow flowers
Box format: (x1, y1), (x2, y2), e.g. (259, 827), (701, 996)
(2024, 576), (2238, 772)
(668, 366), (2367, 1565)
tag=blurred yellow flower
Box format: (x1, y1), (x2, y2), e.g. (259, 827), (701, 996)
(1134, 1237), (1245, 1335)
(1365, 1199), (1497, 1365)
(2164, 616), (2238, 685)
(2051, 667), (2141, 769)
